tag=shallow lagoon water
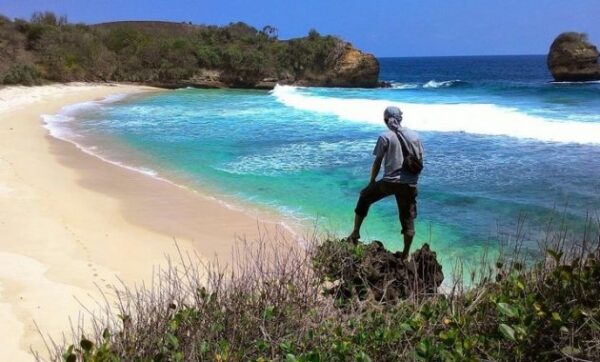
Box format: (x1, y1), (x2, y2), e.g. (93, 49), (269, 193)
(50, 55), (600, 271)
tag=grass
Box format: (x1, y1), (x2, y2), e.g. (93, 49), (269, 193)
(38, 220), (600, 361)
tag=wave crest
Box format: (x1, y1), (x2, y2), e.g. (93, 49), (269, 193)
(423, 79), (468, 88)
(389, 79), (468, 90)
(271, 85), (600, 144)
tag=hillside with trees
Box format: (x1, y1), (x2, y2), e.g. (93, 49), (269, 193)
(0, 12), (380, 88)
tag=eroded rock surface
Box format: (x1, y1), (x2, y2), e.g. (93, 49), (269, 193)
(548, 32), (600, 82)
(285, 41), (379, 88)
(314, 240), (444, 303)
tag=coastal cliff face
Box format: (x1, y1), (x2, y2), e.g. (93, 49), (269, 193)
(0, 14), (380, 89)
(187, 41), (380, 89)
(547, 32), (600, 82)
(291, 42), (380, 88)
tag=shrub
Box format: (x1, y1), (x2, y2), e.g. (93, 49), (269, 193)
(1, 12), (353, 87)
(41, 223), (600, 361)
(2, 63), (41, 85)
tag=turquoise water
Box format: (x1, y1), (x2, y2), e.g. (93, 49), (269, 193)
(49, 55), (600, 269)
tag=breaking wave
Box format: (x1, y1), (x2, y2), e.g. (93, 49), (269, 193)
(271, 85), (600, 145)
(389, 79), (468, 89)
(423, 79), (469, 88)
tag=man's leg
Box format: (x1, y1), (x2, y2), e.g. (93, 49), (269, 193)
(348, 214), (365, 242)
(395, 184), (418, 259)
(401, 234), (414, 260)
(348, 181), (390, 241)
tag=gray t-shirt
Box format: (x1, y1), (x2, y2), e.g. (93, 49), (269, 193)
(372, 128), (424, 185)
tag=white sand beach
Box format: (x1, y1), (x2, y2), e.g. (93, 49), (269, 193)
(0, 83), (299, 360)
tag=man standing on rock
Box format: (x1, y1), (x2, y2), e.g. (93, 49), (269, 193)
(347, 106), (424, 259)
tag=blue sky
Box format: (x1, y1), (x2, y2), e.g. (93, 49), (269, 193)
(2, 0), (599, 57)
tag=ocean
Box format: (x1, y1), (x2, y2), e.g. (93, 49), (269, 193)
(45, 55), (600, 270)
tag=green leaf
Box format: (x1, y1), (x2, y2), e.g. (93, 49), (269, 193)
(263, 305), (275, 321)
(561, 345), (581, 356)
(547, 249), (563, 263)
(305, 351), (321, 362)
(280, 341), (293, 354)
(355, 351), (372, 362)
(198, 341), (209, 355)
(62, 345), (76, 362)
(286, 354), (298, 362)
(514, 325), (527, 338)
(399, 323), (413, 332)
(167, 333), (179, 349)
(552, 312), (562, 322)
(499, 323), (516, 341)
(416, 339), (430, 357)
(497, 302), (519, 318)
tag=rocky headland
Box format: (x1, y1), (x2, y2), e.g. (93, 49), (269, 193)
(547, 32), (600, 82)
(0, 14), (380, 89)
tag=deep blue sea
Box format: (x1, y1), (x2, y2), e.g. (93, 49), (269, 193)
(47, 55), (600, 269)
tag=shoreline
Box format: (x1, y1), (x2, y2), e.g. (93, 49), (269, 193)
(0, 83), (304, 360)
(43, 90), (307, 244)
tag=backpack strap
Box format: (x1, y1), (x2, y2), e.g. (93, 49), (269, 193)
(394, 129), (413, 158)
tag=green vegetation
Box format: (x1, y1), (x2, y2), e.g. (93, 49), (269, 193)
(43, 226), (600, 361)
(0, 11), (351, 87)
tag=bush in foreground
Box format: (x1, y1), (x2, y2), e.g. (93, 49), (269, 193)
(42, 229), (600, 361)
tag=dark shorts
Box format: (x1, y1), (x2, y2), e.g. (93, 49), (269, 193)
(354, 181), (418, 236)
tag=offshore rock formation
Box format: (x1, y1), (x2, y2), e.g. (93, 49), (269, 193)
(547, 32), (600, 82)
(315, 240), (444, 303)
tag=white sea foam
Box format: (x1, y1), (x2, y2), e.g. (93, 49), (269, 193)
(550, 80), (600, 84)
(423, 79), (465, 88)
(390, 82), (419, 90)
(42, 92), (130, 140)
(271, 85), (600, 145)
(42, 93), (164, 179)
(220, 140), (372, 175)
(390, 80), (465, 89)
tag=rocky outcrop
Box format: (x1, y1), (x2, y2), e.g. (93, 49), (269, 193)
(314, 240), (443, 303)
(547, 32), (600, 82)
(177, 42), (380, 89)
(291, 42), (379, 88)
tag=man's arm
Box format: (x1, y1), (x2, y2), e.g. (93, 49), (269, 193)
(370, 155), (383, 184)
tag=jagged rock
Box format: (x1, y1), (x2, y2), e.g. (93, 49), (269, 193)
(293, 42), (380, 88)
(412, 244), (444, 294)
(547, 32), (600, 82)
(314, 240), (444, 303)
(328, 43), (379, 87)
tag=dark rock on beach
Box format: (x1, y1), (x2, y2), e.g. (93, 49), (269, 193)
(547, 32), (600, 82)
(314, 239), (444, 303)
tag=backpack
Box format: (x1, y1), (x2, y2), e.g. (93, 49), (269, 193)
(395, 130), (423, 174)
